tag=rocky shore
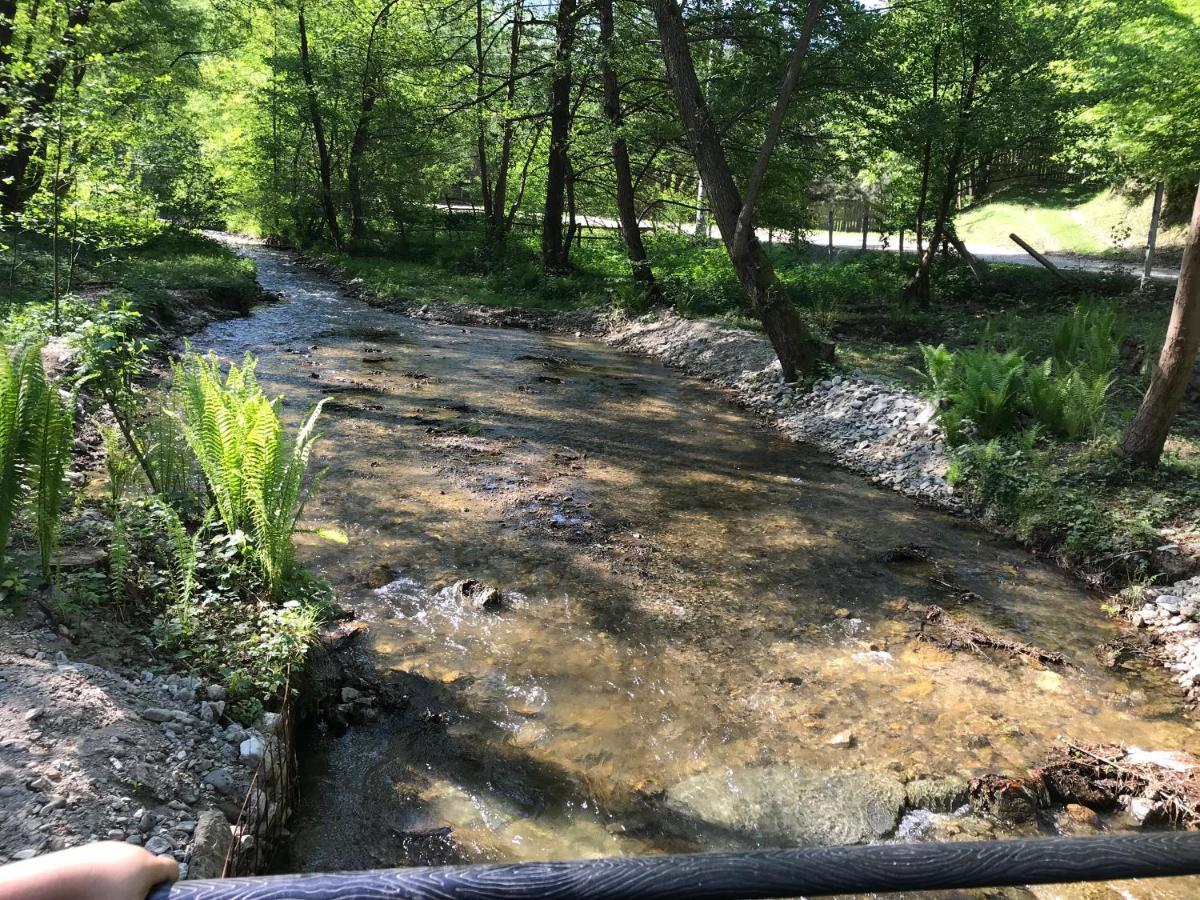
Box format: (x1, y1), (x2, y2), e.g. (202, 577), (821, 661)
(0, 613), (289, 873)
(1131, 577), (1200, 704)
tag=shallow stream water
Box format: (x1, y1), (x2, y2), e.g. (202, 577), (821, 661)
(195, 239), (1198, 897)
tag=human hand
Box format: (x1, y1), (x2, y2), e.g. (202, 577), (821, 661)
(0, 840), (179, 900)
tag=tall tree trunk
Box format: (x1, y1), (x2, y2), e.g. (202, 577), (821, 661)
(474, 0), (493, 224)
(913, 42), (941, 261)
(1142, 181), (1165, 287)
(487, 0), (523, 248)
(653, 0), (830, 380)
(1120, 183), (1200, 466)
(0, 0), (98, 216)
(598, 0), (660, 300)
(694, 177), (707, 237)
(346, 0), (396, 244)
(298, 5), (342, 250)
(541, 0), (576, 271)
(347, 91), (377, 242)
(905, 50), (981, 303)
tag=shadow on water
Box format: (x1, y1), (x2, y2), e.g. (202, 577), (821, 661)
(196, 239), (1199, 896)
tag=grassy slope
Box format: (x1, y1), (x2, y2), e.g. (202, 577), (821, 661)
(956, 183), (1188, 260)
(0, 230), (259, 343)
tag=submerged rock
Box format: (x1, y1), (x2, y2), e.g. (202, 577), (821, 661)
(968, 774), (1047, 824)
(663, 766), (906, 848)
(452, 579), (506, 611)
(905, 776), (969, 813)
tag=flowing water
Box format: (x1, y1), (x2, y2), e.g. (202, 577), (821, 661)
(195, 238), (1198, 897)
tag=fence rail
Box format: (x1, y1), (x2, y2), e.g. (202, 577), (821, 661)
(151, 832), (1200, 899)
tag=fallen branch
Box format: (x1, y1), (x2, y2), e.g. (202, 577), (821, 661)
(919, 605), (1073, 668)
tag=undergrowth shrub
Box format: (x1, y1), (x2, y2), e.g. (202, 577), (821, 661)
(920, 302), (1121, 443)
(172, 351), (327, 598)
(0, 343), (78, 579)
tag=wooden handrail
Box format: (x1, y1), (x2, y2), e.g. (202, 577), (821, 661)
(150, 833), (1200, 899)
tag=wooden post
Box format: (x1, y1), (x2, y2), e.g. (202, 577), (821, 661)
(827, 205), (833, 259)
(1009, 232), (1070, 283)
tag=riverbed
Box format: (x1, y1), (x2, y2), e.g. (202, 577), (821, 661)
(195, 239), (1198, 896)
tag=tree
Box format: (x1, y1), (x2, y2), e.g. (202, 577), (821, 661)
(597, 0), (659, 300)
(653, 0), (831, 380)
(541, 0), (578, 271)
(1119, 183), (1200, 466)
(297, 3), (342, 249)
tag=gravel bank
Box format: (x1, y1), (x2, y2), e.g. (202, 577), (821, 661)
(1131, 578), (1200, 705)
(605, 311), (956, 507)
(0, 600), (278, 874)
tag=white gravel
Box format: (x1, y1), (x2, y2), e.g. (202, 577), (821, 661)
(0, 619), (276, 874)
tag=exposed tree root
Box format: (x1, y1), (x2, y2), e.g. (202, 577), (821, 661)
(919, 605), (1074, 668)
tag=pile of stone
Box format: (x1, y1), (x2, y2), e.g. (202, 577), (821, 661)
(1131, 576), (1200, 703)
(0, 625), (281, 877)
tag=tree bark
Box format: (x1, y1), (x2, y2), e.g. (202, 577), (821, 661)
(541, 0), (577, 271)
(0, 0), (101, 216)
(347, 92), (377, 242)
(598, 0), (660, 300)
(1142, 181), (1164, 287)
(905, 50), (981, 303)
(298, 5), (343, 250)
(1119, 183), (1200, 466)
(653, 0), (830, 380)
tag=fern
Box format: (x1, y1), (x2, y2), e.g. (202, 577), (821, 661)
(172, 352), (326, 598)
(1051, 302), (1124, 380)
(31, 377), (78, 580)
(110, 508), (130, 599)
(0, 343), (78, 578)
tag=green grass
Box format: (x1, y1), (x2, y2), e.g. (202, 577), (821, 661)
(0, 229), (259, 342)
(956, 183), (1188, 260)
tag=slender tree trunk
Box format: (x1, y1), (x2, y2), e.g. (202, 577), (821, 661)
(913, 42), (941, 260)
(653, 0), (830, 380)
(541, 0), (576, 271)
(827, 205), (834, 258)
(905, 51), (981, 303)
(474, 0), (493, 224)
(348, 92), (376, 242)
(946, 224), (988, 282)
(0, 0), (97, 216)
(598, 0), (660, 300)
(347, 0), (396, 244)
(861, 201), (868, 251)
(1120, 183), (1200, 466)
(488, 0), (523, 247)
(694, 177), (707, 237)
(1142, 181), (1165, 287)
(298, 5), (343, 250)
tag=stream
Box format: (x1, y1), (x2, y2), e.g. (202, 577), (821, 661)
(196, 238), (1198, 898)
